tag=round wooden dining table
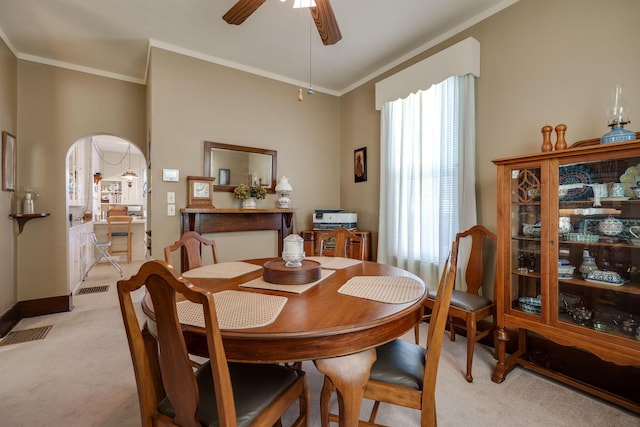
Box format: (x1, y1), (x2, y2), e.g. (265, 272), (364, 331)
(142, 258), (427, 427)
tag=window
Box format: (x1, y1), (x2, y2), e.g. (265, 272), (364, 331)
(378, 75), (476, 287)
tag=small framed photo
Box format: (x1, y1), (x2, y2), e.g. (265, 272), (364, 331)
(218, 168), (230, 185)
(2, 131), (16, 191)
(354, 147), (367, 183)
(162, 168), (179, 182)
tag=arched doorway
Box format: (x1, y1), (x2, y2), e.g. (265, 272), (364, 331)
(65, 134), (147, 293)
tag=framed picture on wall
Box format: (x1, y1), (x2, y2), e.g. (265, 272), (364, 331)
(218, 168), (230, 186)
(354, 147), (367, 183)
(2, 131), (16, 191)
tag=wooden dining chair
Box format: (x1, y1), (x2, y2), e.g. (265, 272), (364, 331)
(315, 227), (365, 260)
(107, 215), (133, 262)
(164, 231), (219, 272)
(117, 259), (310, 427)
(320, 241), (458, 427)
(414, 225), (497, 382)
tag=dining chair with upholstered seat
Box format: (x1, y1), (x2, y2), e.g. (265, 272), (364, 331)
(164, 231), (219, 272)
(414, 225), (497, 383)
(320, 241), (458, 427)
(117, 259), (310, 427)
(315, 227), (365, 260)
(107, 215), (133, 262)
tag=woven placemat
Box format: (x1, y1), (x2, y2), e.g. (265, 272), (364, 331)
(305, 256), (363, 269)
(182, 262), (262, 279)
(176, 290), (287, 329)
(240, 269), (335, 294)
(338, 276), (424, 304)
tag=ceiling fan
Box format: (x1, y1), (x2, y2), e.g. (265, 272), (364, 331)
(223, 0), (342, 46)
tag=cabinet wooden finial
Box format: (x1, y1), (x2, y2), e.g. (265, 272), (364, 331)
(541, 125), (553, 152)
(555, 124), (568, 150)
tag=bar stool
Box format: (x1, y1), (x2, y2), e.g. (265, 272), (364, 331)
(107, 216), (133, 262)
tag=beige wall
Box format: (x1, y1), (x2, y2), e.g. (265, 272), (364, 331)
(16, 61), (146, 301)
(147, 48), (341, 262)
(4, 0), (640, 306)
(340, 0), (640, 273)
(0, 38), (17, 314)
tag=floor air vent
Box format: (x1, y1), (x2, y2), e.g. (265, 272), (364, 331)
(1, 325), (53, 346)
(77, 285), (110, 295)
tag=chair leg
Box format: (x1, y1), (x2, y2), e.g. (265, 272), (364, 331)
(465, 318), (476, 383)
(319, 376), (333, 427)
(414, 323), (420, 344)
(448, 316), (456, 342)
(368, 401), (381, 424)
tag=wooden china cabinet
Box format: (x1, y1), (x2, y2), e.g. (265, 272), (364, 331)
(492, 139), (640, 412)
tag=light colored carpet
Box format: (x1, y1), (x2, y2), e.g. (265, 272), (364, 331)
(0, 261), (637, 426)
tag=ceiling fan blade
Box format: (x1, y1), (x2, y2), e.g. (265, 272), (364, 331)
(310, 0), (342, 45)
(223, 0), (267, 25)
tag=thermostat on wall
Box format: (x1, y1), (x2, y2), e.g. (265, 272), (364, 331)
(163, 169), (179, 182)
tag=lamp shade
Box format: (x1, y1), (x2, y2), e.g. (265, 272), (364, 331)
(275, 176), (293, 193)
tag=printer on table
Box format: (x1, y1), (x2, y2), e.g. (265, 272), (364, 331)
(312, 209), (357, 230)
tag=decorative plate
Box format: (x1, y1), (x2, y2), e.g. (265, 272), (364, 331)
(559, 165), (593, 200)
(518, 296), (542, 306)
(519, 302), (541, 314)
(619, 163), (640, 197)
(518, 296), (542, 313)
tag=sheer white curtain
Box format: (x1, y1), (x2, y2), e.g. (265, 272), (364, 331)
(377, 74), (477, 289)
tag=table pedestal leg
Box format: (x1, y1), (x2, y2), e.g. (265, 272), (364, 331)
(314, 348), (376, 427)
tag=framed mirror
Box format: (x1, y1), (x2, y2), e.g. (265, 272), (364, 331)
(204, 141), (277, 193)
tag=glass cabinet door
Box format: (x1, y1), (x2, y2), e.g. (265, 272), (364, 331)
(557, 156), (640, 341)
(510, 166), (543, 317)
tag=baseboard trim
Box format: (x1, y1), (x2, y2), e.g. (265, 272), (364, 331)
(0, 303), (20, 337)
(0, 294), (73, 337)
(18, 294), (73, 318)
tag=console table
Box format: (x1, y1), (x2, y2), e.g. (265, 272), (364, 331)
(180, 208), (295, 269)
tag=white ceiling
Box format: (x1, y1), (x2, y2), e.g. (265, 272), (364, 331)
(0, 0), (516, 95)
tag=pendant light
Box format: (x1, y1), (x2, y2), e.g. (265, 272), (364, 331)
(120, 144), (138, 187)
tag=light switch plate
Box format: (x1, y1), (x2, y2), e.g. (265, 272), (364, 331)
(167, 204), (175, 216)
(167, 191), (175, 203)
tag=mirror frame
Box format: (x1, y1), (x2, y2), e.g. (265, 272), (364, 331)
(204, 141), (277, 193)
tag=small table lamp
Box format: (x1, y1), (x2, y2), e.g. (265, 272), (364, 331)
(275, 176), (293, 208)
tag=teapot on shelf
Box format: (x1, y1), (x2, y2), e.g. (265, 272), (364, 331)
(598, 216), (624, 237)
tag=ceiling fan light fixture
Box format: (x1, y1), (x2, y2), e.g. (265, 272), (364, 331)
(293, 0), (316, 8)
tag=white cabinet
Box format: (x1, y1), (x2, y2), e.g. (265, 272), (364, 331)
(67, 141), (91, 207)
(68, 222), (94, 292)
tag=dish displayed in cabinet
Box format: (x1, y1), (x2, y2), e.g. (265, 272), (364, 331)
(558, 165), (593, 200)
(579, 217), (640, 240)
(518, 296), (541, 314)
(619, 163), (640, 196)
